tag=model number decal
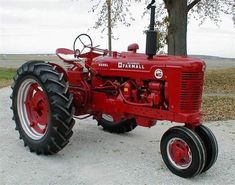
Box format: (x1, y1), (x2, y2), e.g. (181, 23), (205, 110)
(98, 63), (108, 67)
(118, 62), (145, 70)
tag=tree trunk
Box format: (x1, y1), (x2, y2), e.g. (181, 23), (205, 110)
(165, 0), (188, 56)
(107, 0), (112, 52)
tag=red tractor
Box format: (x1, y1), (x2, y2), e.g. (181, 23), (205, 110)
(11, 1), (218, 178)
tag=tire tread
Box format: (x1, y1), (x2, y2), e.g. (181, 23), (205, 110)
(11, 61), (75, 155)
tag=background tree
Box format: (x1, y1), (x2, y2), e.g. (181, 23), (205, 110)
(90, 0), (141, 51)
(90, 0), (234, 55)
(164, 0), (234, 55)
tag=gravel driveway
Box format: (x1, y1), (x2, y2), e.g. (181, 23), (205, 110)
(0, 86), (235, 185)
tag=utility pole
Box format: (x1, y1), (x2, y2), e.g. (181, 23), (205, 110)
(107, 0), (112, 52)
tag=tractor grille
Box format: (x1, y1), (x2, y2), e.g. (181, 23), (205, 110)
(180, 72), (204, 113)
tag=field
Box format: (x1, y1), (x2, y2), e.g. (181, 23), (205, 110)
(0, 54), (234, 121)
(0, 54), (59, 69)
(0, 68), (15, 88)
(0, 54), (61, 88)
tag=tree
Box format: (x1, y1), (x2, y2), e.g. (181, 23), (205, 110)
(90, 0), (234, 55)
(164, 0), (234, 55)
(233, 2), (235, 25)
(90, 0), (141, 51)
(107, 0), (112, 51)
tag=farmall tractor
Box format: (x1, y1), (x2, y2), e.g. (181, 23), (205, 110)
(11, 1), (218, 178)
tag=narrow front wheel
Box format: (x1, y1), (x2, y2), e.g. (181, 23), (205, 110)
(195, 125), (218, 173)
(160, 126), (206, 178)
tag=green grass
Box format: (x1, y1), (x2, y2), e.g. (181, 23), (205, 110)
(0, 68), (16, 88)
(0, 68), (16, 79)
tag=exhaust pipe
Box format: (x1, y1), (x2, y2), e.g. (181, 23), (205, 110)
(146, 0), (157, 59)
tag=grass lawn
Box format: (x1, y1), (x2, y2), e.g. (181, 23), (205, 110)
(0, 68), (16, 88)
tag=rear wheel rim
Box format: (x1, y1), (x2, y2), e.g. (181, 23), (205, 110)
(166, 137), (192, 170)
(17, 78), (49, 140)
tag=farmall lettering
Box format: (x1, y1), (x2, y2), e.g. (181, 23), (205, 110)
(118, 62), (145, 70)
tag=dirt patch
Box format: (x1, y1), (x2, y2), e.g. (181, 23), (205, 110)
(0, 79), (12, 88)
(202, 68), (235, 121)
(204, 68), (235, 94)
(202, 96), (235, 122)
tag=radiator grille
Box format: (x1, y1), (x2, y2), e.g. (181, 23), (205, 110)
(180, 72), (204, 113)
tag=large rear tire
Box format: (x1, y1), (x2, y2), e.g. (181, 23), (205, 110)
(98, 114), (137, 134)
(11, 61), (75, 155)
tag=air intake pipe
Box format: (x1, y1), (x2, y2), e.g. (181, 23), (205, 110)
(146, 0), (157, 59)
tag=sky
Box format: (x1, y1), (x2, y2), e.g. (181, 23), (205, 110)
(0, 0), (235, 58)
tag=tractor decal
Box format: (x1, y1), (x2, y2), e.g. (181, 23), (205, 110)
(118, 62), (145, 69)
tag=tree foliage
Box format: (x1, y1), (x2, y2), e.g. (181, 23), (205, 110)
(157, 0), (234, 50)
(90, 0), (234, 53)
(187, 0), (234, 24)
(90, 0), (141, 34)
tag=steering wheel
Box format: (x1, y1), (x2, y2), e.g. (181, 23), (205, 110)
(73, 34), (93, 57)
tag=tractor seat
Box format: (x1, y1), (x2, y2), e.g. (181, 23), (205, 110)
(56, 48), (81, 63)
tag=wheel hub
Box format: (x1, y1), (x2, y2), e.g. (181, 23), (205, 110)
(17, 79), (49, 140)
(25, 86), (48, 132)
(167, 138), (192, 169)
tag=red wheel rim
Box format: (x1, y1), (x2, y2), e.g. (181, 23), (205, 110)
(17, 79), (49, 140)
(166, 138), (192, 169)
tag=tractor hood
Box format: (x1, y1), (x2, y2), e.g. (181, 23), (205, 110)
(91, 52), (206, 80)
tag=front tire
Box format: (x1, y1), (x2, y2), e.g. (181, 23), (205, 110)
(160, 126), (206, 178)
(98, 114), (137, 134)
(195, 125), (218, 173)
(11, 61), (75, 155)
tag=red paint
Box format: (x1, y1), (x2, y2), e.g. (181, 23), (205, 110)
(25, 83), (49, 134)
(55, 44), (205, 127)
(168, 139), (191, 167)
(128, 43), (139, 53)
